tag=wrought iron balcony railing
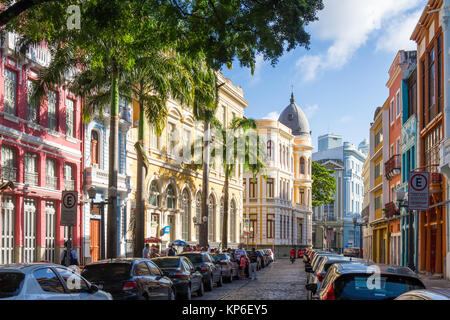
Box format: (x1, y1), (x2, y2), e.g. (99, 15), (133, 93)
(384, 155), (401, 180)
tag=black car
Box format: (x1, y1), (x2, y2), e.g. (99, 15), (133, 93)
(317, 262), (425, 300)
(178, 252), (222, 291)
(81, 258), (175, 300)
(151, 256), (204, 300)
(305, 256), (367, 300)
(396, 288), (450, 300)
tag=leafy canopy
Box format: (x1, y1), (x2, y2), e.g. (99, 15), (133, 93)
(312, 161), (336, 208)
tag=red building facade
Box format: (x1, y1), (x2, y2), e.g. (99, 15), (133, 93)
(0, 33), (83, 264)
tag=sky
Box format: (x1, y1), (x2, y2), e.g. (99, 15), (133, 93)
(220, 0), (427, 151)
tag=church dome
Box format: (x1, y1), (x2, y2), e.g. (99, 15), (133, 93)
(278, 93), (311, 136)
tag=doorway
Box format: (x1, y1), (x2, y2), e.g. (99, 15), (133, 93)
(430, 227), (437, 274)
(90, 219), (101, 262)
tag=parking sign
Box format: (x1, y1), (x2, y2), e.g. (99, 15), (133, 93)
(61, 191), (78, 226)
(408, 172), (429, 210)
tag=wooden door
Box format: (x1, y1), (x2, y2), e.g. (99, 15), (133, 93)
(90, 219), (101, 262)
(430, 228), (437, 274)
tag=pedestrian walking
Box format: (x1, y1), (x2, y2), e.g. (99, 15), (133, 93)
(235, 243), (246, 260)
(290, 248), (296, 264)
(167, 244), (177, 256)
(248, 248), (258, 280)
(143, 243), (150, 258)
(60, 241), (79, 267)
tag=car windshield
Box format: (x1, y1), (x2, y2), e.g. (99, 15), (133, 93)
(334, 274), (425, 300)
(81, 263), (131, 282)
(0, 272), (25, 298)
(152, 258), (180, 269)
(179, 254), (204, 264)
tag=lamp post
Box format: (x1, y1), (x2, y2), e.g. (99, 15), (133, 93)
(353, 216), (357, 249)
(353, 216), (364, 258)
(396, 190), (415, 272)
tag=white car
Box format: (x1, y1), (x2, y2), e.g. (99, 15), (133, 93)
(0, 263), (112, 300)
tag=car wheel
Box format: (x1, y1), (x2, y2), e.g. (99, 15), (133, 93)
(205, 275), (213, 291)
(168, 288), (175, 300)
(183, 285), (192, 300)
(197, 281), (205, 297)
(217, 273), (223, 287)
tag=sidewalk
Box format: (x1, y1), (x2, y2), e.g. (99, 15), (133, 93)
(418, 274), (450, 289)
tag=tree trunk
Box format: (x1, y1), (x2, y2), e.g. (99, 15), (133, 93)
(134, 83), (146, 258)
(200, 121), (211, 247)
(222, 166), (230, 249)
(107, 65), (119, 259)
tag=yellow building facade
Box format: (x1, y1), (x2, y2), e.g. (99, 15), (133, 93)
(243, 94), (313, 257)
(126, 73), (247, 250)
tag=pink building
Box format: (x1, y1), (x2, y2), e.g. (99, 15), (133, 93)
(0, 33), (83, 264)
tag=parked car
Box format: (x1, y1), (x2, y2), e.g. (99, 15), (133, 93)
(81, 258), (175, 300)
(230, 249), (250, 277)
(263, 249), (274, 263)
(151, 256), (204, 300)
(305, 256), (367, 300)
(305, 253), (342, 285)
(306, 251), (339, 273)
(0, 263), (112, 300)
(395, 288), (450, 300)
(257, 250), (270, 268)
(178, 252), (222, 291)
(317, 262), (425, 300)
(246, 250), (263, 270)
(343, 247), (362, 258)
(212, 253), (237, 283)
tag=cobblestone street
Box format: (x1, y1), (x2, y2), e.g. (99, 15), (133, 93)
(195, 259), (307, 300)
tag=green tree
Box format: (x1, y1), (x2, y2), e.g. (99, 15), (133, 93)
(311, 161), (336, 208)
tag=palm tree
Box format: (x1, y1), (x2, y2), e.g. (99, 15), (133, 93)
(218, 118), (266, 249)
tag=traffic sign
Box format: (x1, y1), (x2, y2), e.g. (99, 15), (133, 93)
(162, 226), (171, 234)
(61, 191), (78, 226)
(408, 172), (429, 210)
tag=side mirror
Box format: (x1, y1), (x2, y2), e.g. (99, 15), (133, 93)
(88, 284), (99, 294)
(305, 283), (317, 293)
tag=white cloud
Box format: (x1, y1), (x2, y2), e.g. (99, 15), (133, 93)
(304, 104), (319, 118)
(263, 111), (280, 121)
(296, 0), (425, 81)
(375, 9), (422, 53)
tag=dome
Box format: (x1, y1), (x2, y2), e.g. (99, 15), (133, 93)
(278, 93), (311, 136)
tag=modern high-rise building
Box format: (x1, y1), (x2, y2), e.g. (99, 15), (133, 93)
(318, 133), (343, 152)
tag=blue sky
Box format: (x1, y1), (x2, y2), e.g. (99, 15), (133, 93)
(221, 0), (427, 151)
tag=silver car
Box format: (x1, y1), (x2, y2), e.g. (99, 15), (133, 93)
(0, 263), (112, 300)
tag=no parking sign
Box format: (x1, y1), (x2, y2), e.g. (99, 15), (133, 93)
(61, 191), (78, 226)
(408, 172), (429, 210)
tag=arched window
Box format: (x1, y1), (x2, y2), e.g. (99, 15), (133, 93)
(195, 192), (201, 241)
(208, 195), (215, 242)
(300, 189), (305, 204)
(181, 189), (191, 241)
(267, 140), (273, 159)
(149, 181), (160, 207)
(300, 157), (305, 174)
(308, 158), (312, 175)
(91, 131), (99, 165)
(166, 185), (176, 209)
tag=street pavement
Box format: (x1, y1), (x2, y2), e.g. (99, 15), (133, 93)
(194, 258), (307, 300)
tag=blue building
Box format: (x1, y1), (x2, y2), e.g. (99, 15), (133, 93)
(312, 135), (367, 252)
(82, 97), (133, 263)
(399, 53), (419, 270)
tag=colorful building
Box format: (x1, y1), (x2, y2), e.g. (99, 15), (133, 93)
(244, 94), (313, 258)
(81, 97), (133, 264)
(0, 32), (83, 264)
(126, 72), (246, 251)
(411, 0), (447, 276)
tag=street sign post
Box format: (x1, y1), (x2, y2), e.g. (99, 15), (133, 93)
(408, 172), (429, 210)
(61, 191), (78, 226)
(61, 191), (78, 266)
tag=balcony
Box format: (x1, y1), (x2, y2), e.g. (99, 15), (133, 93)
(384, 155), (401, 180)
(3, 32), (51, 67)
(85, 167), (129, 191)
(384, 201), (399, 219)
(1, 166), (17, 182)
(46, 176), (58, 189)
(24, 172), (38, 186)
(64, 179), (75, 191)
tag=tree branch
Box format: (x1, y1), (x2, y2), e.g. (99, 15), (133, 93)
(0, 0), (56, 27)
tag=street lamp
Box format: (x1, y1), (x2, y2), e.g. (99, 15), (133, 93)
(88, 186), (117, 260)
(353, 216), (364, 258)
(396, 190), (415, 272)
